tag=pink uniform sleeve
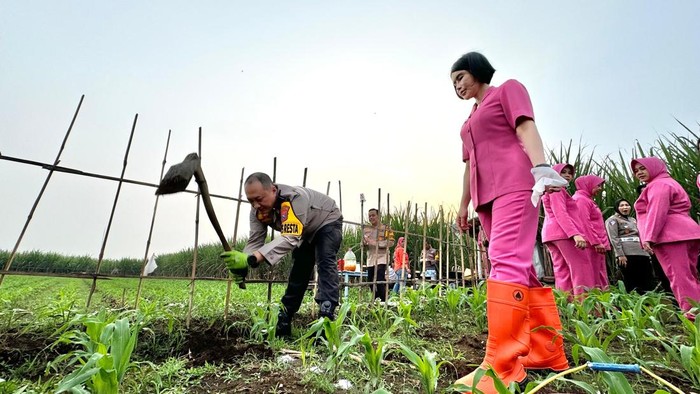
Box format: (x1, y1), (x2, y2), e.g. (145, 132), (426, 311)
(550, 191), (580, 239)
(500, 79), (535, 130)
(645, 184), (672, 243)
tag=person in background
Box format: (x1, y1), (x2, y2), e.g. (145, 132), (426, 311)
(392, 237), (409, 294)
(363, 208), (394, 301)
(633, 157), (700, 320)
(605, 199), (657, 293)
(450, 51), (569, 393)
(541, 163), (592, 296)
(573, 175), (611, 290)
(420, 240), (438, 282)
(220, 172), (343, 337)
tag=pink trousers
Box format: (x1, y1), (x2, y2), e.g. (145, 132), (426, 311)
(654, 240), (700, 312)
(546, 239), (595, 295)
(590, 250), (609, 290)
(477, 191), (541, 287)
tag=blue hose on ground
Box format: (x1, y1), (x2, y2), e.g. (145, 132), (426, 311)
(526, 361), (685, 394)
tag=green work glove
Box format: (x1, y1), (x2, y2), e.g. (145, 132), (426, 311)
(220, 250), (249, 285)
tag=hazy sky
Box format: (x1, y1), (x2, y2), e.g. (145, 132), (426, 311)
(1, 1), (699, 260)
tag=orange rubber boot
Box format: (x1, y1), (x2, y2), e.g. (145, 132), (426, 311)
(454, 280), (529, 394)
(520, 287), (569, 371)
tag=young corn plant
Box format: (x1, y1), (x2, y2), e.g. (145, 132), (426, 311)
(248, 303), (279, 343)
(349, 317), (404, 391)
(303, 302), (355, 380)
(463, 284), (487, 333)
(678, 314), (700, 388)
(398, 343), (445, 394)
(48, 311), (145, 394)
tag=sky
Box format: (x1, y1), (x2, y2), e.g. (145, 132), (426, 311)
(1, 1), (699, 260)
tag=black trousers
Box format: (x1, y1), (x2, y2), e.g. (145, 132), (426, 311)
(619, 255), (658, 293)
(280, 220), (342, 316)
(366, 264), (387, 302)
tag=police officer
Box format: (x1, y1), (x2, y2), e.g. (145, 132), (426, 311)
(220, 172), (343, 337)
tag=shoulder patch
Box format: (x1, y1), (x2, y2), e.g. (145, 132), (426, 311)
(280, 201), (303, 236)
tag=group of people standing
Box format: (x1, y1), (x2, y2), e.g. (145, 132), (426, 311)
(450, 51), (700, 393)
(218, 50), (699, 394)
(542, 159), (700, 318)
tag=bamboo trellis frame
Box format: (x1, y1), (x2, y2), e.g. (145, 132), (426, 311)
(0, 98), (564, 318)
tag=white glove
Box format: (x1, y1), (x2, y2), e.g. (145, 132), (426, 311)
(530, 166), (568, 206)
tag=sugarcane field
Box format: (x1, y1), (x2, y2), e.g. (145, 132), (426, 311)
(2, 2), (700, 394)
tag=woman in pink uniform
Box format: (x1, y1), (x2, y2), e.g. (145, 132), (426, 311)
(573, 175), (611, 290)
(541, 164), (591, 295)
(451, 52), (569, 393)
(633, 157), (700, 319)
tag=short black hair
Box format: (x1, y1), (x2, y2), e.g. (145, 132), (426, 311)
(368, 208), (379, 214)
(451, 52), (495, 84)
(636, 183), (646, 196)
(245, 172), (274, 188)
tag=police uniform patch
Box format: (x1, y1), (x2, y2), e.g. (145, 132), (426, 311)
(280, 202), (303, 236)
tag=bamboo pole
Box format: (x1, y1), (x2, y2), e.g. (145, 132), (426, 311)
(384, 192), (390, 302)
(359, 193), (366, 302)
(270, 157), (277, 243)
(303, 167), (307, 187)
(0, 95), (85, 287)
(338, 180), (342, 212)
(421, 202), (427, 286)
(438, 206), (444, 285)
(224, 167), (245, 319)
(86, 113), (138, 308)
(445, 209), (451, 288)
(460, 231), (466, 287)
(185, 127), (203, 328)
(326, 181), (330, 195)
(135, 129), (172, 308)
(401, 201), (411, 298)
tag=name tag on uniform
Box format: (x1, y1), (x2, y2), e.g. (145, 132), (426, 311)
(280, 202), (303, 236)
(619, 236), (640, 242)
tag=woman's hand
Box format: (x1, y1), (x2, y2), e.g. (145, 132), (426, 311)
(457, 202), (471, 232)
(642, 241), (654, 254)
(617, 256), (628, 267)
(573, 235), (587, 249)
(594, 244), (606, 254)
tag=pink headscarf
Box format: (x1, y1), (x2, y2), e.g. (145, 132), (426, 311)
(397, 237), (405, 246)
(630, 157), (670, 182)
(553, 163), (575, 176)
(574, 175), (605, 197)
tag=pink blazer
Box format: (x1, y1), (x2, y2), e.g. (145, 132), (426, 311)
(633, 157), (700, 244)
(572, 175), (610, 249)
(541, 163), (586, 242)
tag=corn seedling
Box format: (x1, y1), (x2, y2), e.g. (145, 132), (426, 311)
(48, 311), (145, 394)
(399, 343), (445, 394)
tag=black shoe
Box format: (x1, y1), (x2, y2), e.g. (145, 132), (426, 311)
(319, 300), (336, 321)
(275, 310), (292, 338)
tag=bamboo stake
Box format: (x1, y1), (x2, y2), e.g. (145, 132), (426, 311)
(0, 95), (85, 286)
(338, 180), (342, 212)
(224, 167), (245, 319)
(400, 201), (411, 298)
(135, 129), (171, 308)
(270, 157), (277, 242)
(185, 127), (203, 328)
(460, 231), (466, 287)
(438, 206), (444, 286)
(359, 193), (366, 302)
(303, 167), (307, 187)
(384, 192), (390, 303)
(326, 181), (330, 195)
(86, 113), (138, 308)
(445, 209), (451, 288)
(421, 202), (428, 286)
